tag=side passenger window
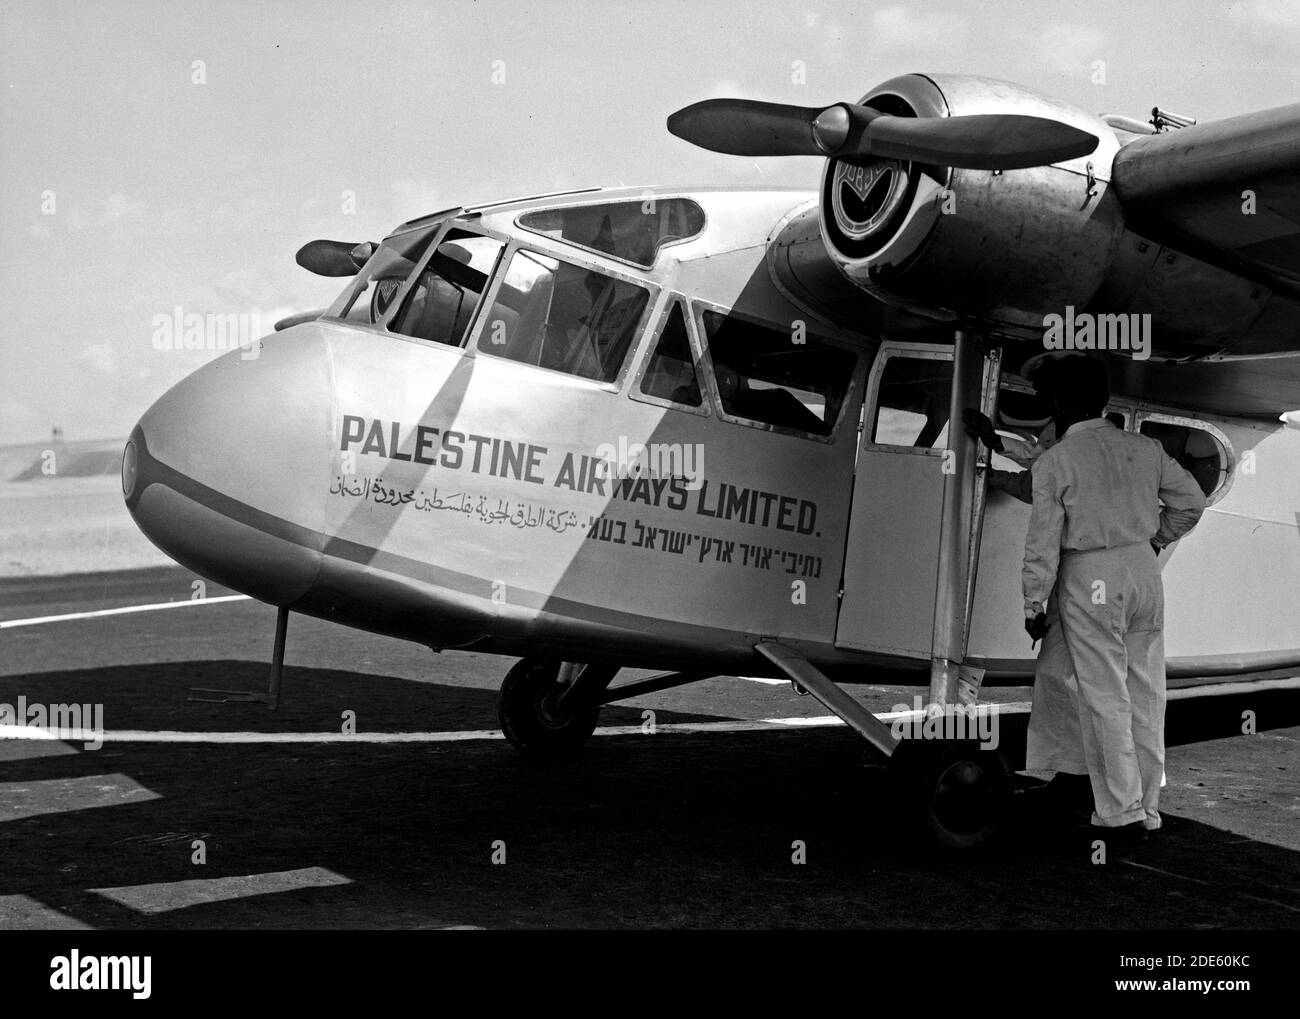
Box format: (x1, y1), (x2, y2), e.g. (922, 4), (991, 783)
(1140, 418), (1231, 499)
(702, 310), (855, 436)
(870, 354), (953, 448)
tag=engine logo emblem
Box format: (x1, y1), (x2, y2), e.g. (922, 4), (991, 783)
(831, 158), (910, 242)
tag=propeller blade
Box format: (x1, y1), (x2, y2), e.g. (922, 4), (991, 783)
(666, 99), (832, 156)
(863, 113), (1098, 169)
(668, 99), (1099, 169)
(295, 239), (371, 277)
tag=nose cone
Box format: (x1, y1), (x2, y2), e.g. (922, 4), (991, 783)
(124, 326), (333, 604)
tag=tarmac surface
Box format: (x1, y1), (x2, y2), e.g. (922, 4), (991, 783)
(1, 567), (1297, 929)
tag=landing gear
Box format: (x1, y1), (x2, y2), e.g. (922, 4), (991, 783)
(889, 739), (1011, 851)
(497, 658), (608, 759)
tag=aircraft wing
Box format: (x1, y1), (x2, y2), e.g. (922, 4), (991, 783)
(767, 197), (1300, 418)
(1049, 106), (1300, 417)
(1112, 103), (1300, 302)
(1108, 353), (1300, 419)
(760, 96), (1300, 418)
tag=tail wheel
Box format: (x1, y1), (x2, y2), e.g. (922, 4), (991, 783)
(498, 658), (601, 759)
(889, 739), (1012, 851)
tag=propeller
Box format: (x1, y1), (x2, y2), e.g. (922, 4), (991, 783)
(295, 239), (376, 277)
(667, 99), (1098, 170)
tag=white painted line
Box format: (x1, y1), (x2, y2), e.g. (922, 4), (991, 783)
(0, 705), (1036, 746)
(0, 594), (252, 629)
(48, 728), (505, 744)
(1121, 859), (1210, 886)
(740, 674), (1300, 699)
(876, 702), (1033, 720)
(1123, 860), (1300, 915)
(0, 717), (846, 745)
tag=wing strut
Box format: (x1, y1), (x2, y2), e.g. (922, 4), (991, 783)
(753, 642), (898, 757)
(929, 330), (995, 708)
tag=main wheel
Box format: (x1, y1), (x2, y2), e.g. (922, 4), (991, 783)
(498, 658), (601, 759)
(889, 739), (1011, 851)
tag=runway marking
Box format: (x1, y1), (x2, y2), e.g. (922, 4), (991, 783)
(1, 718), (843, 744)
(0, 704), (1032, 746)
(1122, 859), (1300, 915)
(0, 737), (79, 761)
(0, 895), (93, 930)
(0, 594), (251, 629)
(0, 774), (160, 823)
(92, 867), (351, 915)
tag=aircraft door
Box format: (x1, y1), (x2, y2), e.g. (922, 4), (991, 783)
(835, 340), (998, 663)
(835, 345), (952, 656)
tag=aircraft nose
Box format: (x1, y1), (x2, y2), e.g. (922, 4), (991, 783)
(123, 327), (333, 604)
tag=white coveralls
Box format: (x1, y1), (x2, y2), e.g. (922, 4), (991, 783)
(1024, 596), (1087, 776)
(1023, 419), (1206, 828)
(989, 423), (1087, 777)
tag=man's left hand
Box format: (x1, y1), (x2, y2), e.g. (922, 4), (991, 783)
(962, 408), (1003, 452)
(1025, 611), (1049, 645)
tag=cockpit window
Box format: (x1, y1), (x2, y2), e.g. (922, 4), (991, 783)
(702, 310), (856, 436)
(325, 223), (442, 324)
(387, 232), (504, 346)
(516, 198), (705, 269)
(477, 248), (650, 383)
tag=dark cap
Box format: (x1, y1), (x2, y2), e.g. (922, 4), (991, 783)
(1053, 355), (1110, 417)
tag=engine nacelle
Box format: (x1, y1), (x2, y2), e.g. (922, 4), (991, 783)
(821, 74), (1129, 339)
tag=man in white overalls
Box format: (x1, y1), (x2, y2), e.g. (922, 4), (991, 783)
(1021, 356), (1205, 842)
(964, 362), (1090, 814)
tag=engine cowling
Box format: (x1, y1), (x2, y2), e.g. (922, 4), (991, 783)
(820, 74), (1128, 339)
(672, 75), (1274, 355)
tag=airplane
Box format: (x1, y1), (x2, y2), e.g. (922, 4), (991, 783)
(121, 72), (1300, 849)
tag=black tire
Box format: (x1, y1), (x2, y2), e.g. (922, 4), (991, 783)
(889, 739), (1012, 851)
(498, 658), (600, 759)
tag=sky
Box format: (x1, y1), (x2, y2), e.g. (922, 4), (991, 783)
(3, 0), (1299, 445)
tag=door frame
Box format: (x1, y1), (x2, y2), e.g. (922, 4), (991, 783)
(835, 337), (1001, 678)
